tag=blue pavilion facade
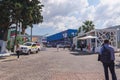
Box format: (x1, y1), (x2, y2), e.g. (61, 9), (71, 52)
(47, 29), (77, 47)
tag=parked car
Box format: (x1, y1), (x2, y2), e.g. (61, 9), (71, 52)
(20, 42), (39, 55)
(46, 44), (52, 47)
(64, 44), (71, 48)
(57, 44), (65, 48)
(36, 42), (41, 51)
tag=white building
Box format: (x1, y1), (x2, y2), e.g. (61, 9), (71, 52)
(73, 28), (118, 53)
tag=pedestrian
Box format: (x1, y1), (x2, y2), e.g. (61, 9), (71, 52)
(63, 45), (65, 50)
(16, 43), (20, 59)
(71, 44), (75, 51)
(57, 44), (59, 51)
(80, 43), (83, 51)
(98, 40), (117, 80)
(92, 43), (95, 53)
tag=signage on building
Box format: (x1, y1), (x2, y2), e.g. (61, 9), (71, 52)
(42, 38), (47, 43)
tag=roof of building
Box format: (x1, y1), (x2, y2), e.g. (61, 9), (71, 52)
(47, 29), (77, 42)
(105, 25), (120, 29)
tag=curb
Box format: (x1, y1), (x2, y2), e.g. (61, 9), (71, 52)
(0, 55), (17, 62)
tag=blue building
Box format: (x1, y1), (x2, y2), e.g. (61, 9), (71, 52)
(47, 29), (77, 47)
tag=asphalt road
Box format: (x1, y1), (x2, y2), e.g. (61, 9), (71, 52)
(0, 48), (120, 80)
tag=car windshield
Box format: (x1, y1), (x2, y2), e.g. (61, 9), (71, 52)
(24, 43), (32, 46)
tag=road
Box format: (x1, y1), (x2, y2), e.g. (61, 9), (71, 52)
(0, 48), (120, 80)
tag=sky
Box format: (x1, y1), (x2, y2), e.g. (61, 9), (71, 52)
(26, 0), (120, 36)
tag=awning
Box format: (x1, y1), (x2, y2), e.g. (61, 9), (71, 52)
(78, 35), (97, 40)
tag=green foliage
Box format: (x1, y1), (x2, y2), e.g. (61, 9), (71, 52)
(78, 20), (95, 33)
(0, 0), (44, 40)
(0, 0), (12, 40)
(16, 36), (24, 44)
(20, 0), (44, 34)
(0, 0), (11, 26)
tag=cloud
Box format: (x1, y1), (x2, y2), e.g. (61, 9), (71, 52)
(100, 0), (120, 5)
(94, 0), (120, 27)
(41, 0), (88, 21)
(40, 0), (89, 31)
(30, 0), (120, 35)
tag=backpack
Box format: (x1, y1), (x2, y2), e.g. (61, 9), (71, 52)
(100, 46), (112, 63)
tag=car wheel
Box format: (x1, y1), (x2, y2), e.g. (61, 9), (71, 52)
(36, 50), (38, 53)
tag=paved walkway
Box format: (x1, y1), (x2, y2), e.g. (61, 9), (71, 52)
(0, 48), (120, 80)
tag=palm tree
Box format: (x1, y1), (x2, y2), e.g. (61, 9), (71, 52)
(78, 20), (95, 33)
(20, 0), (43, 34)
(11, 2), (23, 49)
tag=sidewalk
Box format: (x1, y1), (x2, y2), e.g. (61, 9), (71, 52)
(0, 50), (15, 56)
(0, 54), (17, 62)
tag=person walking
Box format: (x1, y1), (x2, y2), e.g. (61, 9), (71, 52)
(98, 40), (117, 80)
(63, 45), (65, 50)
(16, 43), (20, 59)
(57, 44), (60, 51)
(71, 44), (75, 51)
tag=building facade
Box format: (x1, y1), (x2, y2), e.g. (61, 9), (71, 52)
(73, 28), (118, 52)
(47, 29), (77, 47)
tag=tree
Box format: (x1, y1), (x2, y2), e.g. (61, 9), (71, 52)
(0, 0), (14, 54)
(0, 0), (43, 40)
(0, 0), (12, 41)
(78, 20), (95, 33)
(20, 0), (43, 34)
(0, 0), (43, 54)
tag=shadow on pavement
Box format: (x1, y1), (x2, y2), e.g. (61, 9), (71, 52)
(70, 51), (96, 56)
(0, 57), (6, 60)
(11, 53), (29, 56)
(2, 59), (17, 62)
